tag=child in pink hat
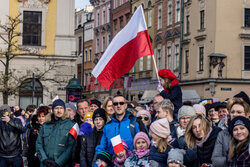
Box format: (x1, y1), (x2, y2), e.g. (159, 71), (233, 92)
(124, 132), (154, 167)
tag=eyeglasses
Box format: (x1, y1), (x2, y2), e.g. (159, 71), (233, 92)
(113, 102), (125, 106)
(137, 116), (149, 121)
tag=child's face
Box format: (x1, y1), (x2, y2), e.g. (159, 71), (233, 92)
(85, 118), (93, 124)
(135, 138), (148, 151)
(168, 162), (181, 167)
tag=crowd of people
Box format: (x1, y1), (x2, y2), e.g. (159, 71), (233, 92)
(0, 69), (249, 167)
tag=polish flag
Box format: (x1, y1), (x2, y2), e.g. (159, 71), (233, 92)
(111, 135), (125, 154)
(92, 5), (153, 89)
(69, 123), (80, 140)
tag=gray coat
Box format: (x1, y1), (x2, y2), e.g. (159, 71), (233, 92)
(211, 129), (232, 167)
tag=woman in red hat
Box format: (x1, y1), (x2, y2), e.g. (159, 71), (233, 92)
(157, 69), (182, 120)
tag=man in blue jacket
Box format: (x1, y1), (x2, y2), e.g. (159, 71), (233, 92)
(95, 95), (140, 166)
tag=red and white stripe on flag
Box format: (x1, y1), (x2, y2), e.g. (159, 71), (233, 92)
(111, 135), (125, 154)
(92, 5), (153, 89)
(69, 123), (80, 140)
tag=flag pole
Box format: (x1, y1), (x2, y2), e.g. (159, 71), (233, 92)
(152, 54), (160, 84)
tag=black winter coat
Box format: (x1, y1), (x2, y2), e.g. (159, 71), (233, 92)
(26, 123), (41, 167)
(197, 126), (221, 165)
(0, 117), (24, 157)
(80, 129), (103, 167)
(160, 84), (182, 120)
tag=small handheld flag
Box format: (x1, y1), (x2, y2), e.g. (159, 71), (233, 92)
(111, 135), (125, 154)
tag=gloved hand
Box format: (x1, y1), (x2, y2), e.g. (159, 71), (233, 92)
(157, 84), (164, 93)
(42, 159), (60, 167)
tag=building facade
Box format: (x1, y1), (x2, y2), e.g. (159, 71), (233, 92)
(75, 5), (94, 94)
(0, 0), (76, 108)
(180, 0), (250, 100)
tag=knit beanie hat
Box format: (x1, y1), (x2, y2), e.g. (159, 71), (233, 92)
(93, 108), (107, 123)
(79, 122), (93, 137)
(150, 118), (170, 138)
(89, 99), (101, 108)
(193, 104), (206, 117)
(52, 99), (65, 111)
(84, 112), (93, 121)
(136, 110), (151, 120)
(229, 116), (250, 135)
(158, 69), (177, 80)
(167, 149), (185, 166)
(178, 105), (196, 121)
(133, 132), (150, 148)
(65, 103), (76, 113)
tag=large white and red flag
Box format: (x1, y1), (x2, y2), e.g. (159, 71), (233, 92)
(92, 5), (153, 89)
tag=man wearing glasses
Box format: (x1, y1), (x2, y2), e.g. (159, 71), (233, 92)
(36, 99), (75, 167)
(95, 94), (141, 167)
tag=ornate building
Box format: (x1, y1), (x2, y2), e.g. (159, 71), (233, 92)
(0, 0), (76, 107)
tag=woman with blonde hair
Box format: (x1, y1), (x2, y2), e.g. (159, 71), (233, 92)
(227, 116), (250, 166)
(212, 97), (250, 167)
(185, 115), (221, 166)
(148, 118), (178, 167)
(102, 96), (114, 122)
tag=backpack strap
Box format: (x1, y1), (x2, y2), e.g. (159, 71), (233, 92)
(129, 116), (137, 139)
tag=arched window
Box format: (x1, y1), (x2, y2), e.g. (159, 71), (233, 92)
(19, 78), (43, 109)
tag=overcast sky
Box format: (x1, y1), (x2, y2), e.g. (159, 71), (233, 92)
(75, 0), (90, 9)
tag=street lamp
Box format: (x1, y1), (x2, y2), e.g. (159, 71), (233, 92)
(81, 12), (92, 87)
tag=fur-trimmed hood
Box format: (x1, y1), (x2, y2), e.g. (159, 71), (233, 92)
(45, 111), (69, 123)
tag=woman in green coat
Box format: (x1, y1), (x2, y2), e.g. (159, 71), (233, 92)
(36, 99), (76, 167)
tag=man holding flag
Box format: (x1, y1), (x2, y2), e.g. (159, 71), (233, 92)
(36, 99), (76, 167)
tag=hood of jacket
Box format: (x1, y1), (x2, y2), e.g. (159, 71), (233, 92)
(45, 111), (69, 123)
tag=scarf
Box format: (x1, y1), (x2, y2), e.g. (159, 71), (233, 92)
(114, 150), (132, 167)
(135, 149), (150, 158)
(196, 127), (213, 147)
(177, 126), (186, 138)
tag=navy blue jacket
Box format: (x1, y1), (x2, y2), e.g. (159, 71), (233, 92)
(148, 139), (179, 167)
(178, 135), (199, 167)
(160, 84), (182, 120)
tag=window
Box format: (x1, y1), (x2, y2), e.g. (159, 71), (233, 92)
(102, 36), (105, 52)
(78, 36), (82, 54)
(23, 11), (42, 46)
(96, 38), (99, 53)
(77, 64), (82, 83)
(85, 50), (88, 62)
(245, 8), (250, 27)
(244, 46), (250, 70)
(85, 73), (88, 86)
(174, 44), (179, 70)
(120, 0), (123, 5)
(158, 5), (162, 29)
(157, 49), (161, 69)
(114, 0), (117, 8)
(139, 57), (143, 71)
(102, 9), (105, 25)
(185, 50), (189, 73)
(19, 79), (43, 109)
(199, 47), (204, 71)
(89, 48), (92, 61)
(168, 3), (172, 26)
(167, 46), (171, 69)
(175, 0), (181, 23)
(147, 56), (151, 70)
(108, 34), (111, 44)
(200, 10), (205, 30)
(97, 12), (100, 26)
(114, 19), (117, 34)
(107, 7), (110, 23)
(148, 10), (152, 27)
(186, 15), (190, 34)
(120, 16), (124, 29)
